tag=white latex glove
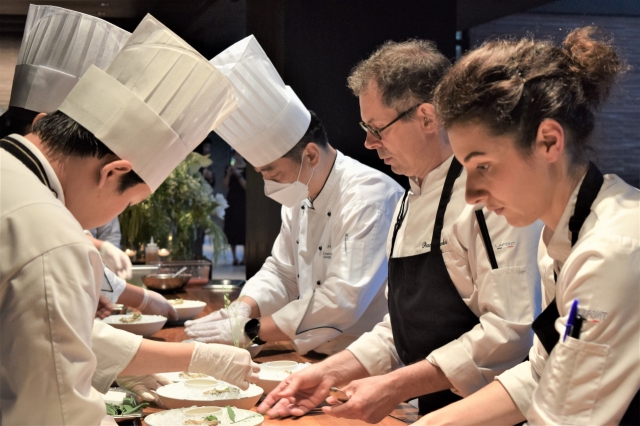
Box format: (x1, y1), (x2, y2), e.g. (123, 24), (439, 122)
(184, 301), (252, 345)
(189, 342), (260, 390)
(184, 300), (251, 327)
(116, 374), (172, 406)
(100, 241), (133, 280)
(136, 288), (179, 321)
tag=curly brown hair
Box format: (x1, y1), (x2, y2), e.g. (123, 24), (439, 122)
(348, 39), (451, 117)
(434, 26), (627, 167)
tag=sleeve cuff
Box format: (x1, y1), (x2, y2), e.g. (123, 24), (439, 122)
(495, 361), (538, 416)
(91, 321), (143, 393)
(240, 274), (290, 318)
(347, 331), (398, 376)
(427, 339), (488, 397)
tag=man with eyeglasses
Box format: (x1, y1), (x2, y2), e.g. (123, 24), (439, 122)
(258, 39), (543, 422)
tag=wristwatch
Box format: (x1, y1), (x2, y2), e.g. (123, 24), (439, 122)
(244, 318), (267, 345)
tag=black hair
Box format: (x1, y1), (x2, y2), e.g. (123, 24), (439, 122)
(282, 110), (329, 163)
(31, 111), (145, 193)
(0, 106), (39, 138)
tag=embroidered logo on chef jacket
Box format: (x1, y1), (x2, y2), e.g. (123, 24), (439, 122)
(578, 308), (608, 323)
(495, 241), (516, 250)
(323, 244), (332, 259)
(421, 240), (447, 249)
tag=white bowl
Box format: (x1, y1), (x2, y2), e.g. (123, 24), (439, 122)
(102, 314), (167, 337)
(256, 362), (310, 394)
(184, 379), (219, 389)
(169, 300), (206, 321)
(145, 406), (263, 426)
(157, 382), (263, 410)
(157, 372), (216, 383)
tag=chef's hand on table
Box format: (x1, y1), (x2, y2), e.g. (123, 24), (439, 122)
(99, 241), (133, 280)
(258, 362), (338, 418)
(95, 294), (113, 319)
(184, 301), (252, 344)
(189, 342), (260, 390)
(136, 288), (179, 321)
(323, 373), (403, 424)
(116, 374), (172, 406)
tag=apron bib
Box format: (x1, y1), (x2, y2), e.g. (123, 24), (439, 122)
(530, 162), (638, 424)
(387, 158), (496, 414)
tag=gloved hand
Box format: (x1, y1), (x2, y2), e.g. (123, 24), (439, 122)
(189, 342), (260, 390)
(100, 241), (133, 280)
(184, 301), (252, 345)
(136, 288), (179, 321)
(184, 300), (251, 327)
(116, 374), (172, 406)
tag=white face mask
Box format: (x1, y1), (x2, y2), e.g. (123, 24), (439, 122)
(264, 154), (315, 207)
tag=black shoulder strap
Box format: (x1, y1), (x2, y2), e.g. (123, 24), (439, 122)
(568, 162), (604, 246)
(475, 209), (498, 270)
(1, 136), (56, 196)
(430, 158), (463, 251)
(389, 189), (410, 258)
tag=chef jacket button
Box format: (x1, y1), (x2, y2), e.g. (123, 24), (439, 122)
(301, 205), (305, 210)
(316, 280), (321, 285)
(296, 240), (299, 244)
(327, 212), (331, 217)
(297, 274), (299, 278)
(319, 246), (322, 250)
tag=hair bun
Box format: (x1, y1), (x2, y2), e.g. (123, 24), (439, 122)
(563, 26), (625, 108)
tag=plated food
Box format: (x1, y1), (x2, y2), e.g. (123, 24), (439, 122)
(102, 314), (167, 337)
(168, 299), (207, 322)
(255, 361), (310, 394)
(159, 371), (216, 383)
(156, 379), (263, 410)
(145, 405), (263, 426)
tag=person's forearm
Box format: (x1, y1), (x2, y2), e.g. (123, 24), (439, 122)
(119, 340), (195, 376)
(421, 381), (525, 426)
(239, 295), (261, 318)
(324, 350), (372, 387)
(258, 315), (291, 342)
(117, 284), (144, 308)
(385, 359), (452, 402)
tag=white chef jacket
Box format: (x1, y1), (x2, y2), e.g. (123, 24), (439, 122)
(0, 134), (106, 424)
(240, 151), (404, 355)
(100, 265), (127, 304)
(497, 173), (640, 425)
(347, 156), (543, 397)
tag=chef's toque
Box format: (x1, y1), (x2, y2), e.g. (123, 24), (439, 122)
(210, 35), (311, 167)
(9, 5), (130, 114)
(59, 14), (237, 191)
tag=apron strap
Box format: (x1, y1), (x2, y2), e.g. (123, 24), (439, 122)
(475, 209), (498, 270)
(430, 158), (463, 251)
(389, 189), (410, 258)
(1, 136), (57, 197)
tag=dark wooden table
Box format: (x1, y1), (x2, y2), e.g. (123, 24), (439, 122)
(138, 284), (419, 425)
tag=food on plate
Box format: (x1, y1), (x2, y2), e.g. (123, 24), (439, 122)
(179, 372), (210, 379)
(105, 395), (148, 416)
(203, 386), (240, 397)
(119, 313), (142, 324)
(183, 416), (219, 426)
(169, 298), (185, 305)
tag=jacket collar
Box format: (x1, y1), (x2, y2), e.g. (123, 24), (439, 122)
(305, 150), (342, 211)
(408, 155), (454, 196)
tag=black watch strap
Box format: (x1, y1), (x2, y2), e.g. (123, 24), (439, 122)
(244, 318), (267, 345)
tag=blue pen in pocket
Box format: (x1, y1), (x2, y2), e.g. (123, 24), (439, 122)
(563, 299), (579, 342)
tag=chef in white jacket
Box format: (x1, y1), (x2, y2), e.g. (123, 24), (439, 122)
(258, 39), (542, 422)
(184, 35), (404, 355)
(0, 13), (258, 425)
(420, 26), (639, 426)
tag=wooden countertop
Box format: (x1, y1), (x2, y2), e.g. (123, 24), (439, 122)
(136, 283), (419, 425)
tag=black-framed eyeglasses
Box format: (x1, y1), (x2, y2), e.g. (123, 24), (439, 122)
(359, 104), (421, 140)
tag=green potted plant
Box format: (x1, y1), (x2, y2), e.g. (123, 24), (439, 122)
(119, 152), (228, 261)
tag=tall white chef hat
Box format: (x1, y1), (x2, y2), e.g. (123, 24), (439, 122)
(9, 5), (130, 113)
(59, 14), (237, 191)
(210, 35), (311, 167)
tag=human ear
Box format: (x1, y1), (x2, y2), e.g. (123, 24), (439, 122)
(306, 143), (321, 168)
(535, 119), (565, 164)
(417, 103), (438, 133)
(32, 112), (47, 126)
(98, 159), (134, 189)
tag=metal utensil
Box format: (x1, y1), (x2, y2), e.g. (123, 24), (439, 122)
(171, 266), (188, 278)
(329, 387), (350, 403)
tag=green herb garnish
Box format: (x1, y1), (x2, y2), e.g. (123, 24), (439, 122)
(226, 405), (236, 423)
(204, 415), (218, 421)
(104, 396), (148, 416)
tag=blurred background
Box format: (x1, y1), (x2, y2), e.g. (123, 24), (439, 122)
(1, 0), (638, 279)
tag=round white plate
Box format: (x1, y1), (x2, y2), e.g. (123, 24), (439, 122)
(102, 314), (167, 337)
(157, 381), (263, 410)
(145, 406), (263, 426)
(256, 362), (309, 394)
(169, 299), (207, 321)
(159, 371), (216, 383)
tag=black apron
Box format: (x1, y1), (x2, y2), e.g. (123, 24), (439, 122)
(531, 162), (639, 425)
(388, 158), (497, 415)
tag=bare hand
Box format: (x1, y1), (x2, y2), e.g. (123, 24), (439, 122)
(95, 295), (113, 319)
(257, 363), (338, 418)
(323, 374), (403, 424)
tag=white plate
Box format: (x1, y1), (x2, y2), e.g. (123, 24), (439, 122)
(159, 371), (217, 383)
(145, 406), (263, 426)
(102, 314), (167, 337)
(169, 299), (207, 321)
(157, 381), (263, 410)
(255, 362), (310, 394)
